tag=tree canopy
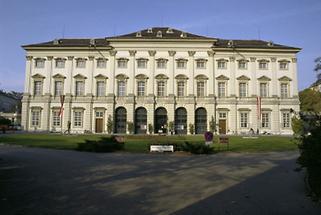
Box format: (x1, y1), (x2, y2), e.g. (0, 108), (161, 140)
(299, 89), (321, 112)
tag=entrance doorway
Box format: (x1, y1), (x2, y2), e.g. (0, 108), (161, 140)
(219, 119), (227, 134)
(115, 107), (127, 133)
(175, 107), (187, 134)
(154, 107), (167, 134)
(135, 107), (147, 134)
(95, 111), (104, 133)
(195, 108), (207, 134)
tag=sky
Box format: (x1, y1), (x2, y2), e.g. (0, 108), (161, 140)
(0, 0), (320, 92)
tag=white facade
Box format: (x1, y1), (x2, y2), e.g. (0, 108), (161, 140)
(21, 28), (300, 135)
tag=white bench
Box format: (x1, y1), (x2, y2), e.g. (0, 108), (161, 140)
(150, 145), (174, 152)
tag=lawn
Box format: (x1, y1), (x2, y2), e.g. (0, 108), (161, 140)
(0, 133), (298, 153)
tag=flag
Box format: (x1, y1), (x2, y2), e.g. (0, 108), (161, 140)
(59, 95), (65, 117)
(257, 96), (261, 120)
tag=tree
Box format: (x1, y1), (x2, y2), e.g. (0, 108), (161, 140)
(314, 57), (321, 80)
(106, 115), (113, 134)
(299, 89), (321, 112)
(0, 117), (11, 126)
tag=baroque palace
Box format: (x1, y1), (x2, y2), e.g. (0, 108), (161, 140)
(21, 27), (300, 134)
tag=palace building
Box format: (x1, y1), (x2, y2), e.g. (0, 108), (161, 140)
(21, 27), (300, 134)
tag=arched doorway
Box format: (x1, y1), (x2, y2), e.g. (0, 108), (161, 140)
(154, 107), (167, 134)
(195, 108), (207, 134)
(115, 107), (127, 133)
(135, 107), (147, 134)
(175, 107), (187, 134)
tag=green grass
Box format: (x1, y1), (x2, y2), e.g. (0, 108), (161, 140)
(0, 133), (298, 153)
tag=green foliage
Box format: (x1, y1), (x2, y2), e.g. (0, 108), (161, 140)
(209, 116), (215, 132)
(127, 121), (134, 134)
(299, 89), (321, 112)
(291, 116), (304, 136)
(189, 123), (194, 134)
(148, 123), (153, 134)
(77, 136), (124, 152)
(107, 115), (113, 134)
(0, 117), (11, 126)
(182, 141), (214, 154)
(168, 121), (174, 133)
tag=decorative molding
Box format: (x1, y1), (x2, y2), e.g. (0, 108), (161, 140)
(52, 73), (66, 79)
(88, 56), (95, 60)
(271, 57), (277, 62)
(73, 74), (87, 79)
(175, 58), (188, 62)
(278, 76), (292, 82)
(188, 51), (196, 57)
(46, 56), (53, 60)
(109, 50), (117, 56)
(229, 56), (235, 62)
(129, 50), (137, 56)
(168, 51), (176, 56)
(238, 108), (251, 111)
(135, 74), (149, 79)
(216, 58), (228, 62)
(217, 108), (230, 111)
(236, 75), (250, 81)
(155, 74), (169, 80)
(195, 58), (208, 62)
(292, 58), (297, 63)
(115, 74), (129, 80)
(31, 73), (45, 79)
(257, 75), (271, 81)
(26, 56), (33, 60)
(195, 74), (209, 80)
(207, 51), (215, 57)
(250, 57), (256, 62)
(175, 74), (188, 80)
(94, 74), (108, 79)
(216, 75), (229, 80)
(148, 50), (156, 56)
(67, 56), (74, 60)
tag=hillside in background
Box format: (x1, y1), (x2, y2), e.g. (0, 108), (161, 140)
(0, 90), (22, 113)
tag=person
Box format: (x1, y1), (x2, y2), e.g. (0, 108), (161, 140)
(67, 121), (71, 134)
(249, 128), (254, 135)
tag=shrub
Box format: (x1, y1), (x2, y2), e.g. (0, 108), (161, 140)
(77, 136), (124, 152)
(182, 141), (214, 154)
(148, 123), (153, 134)
(107, 115), (113, 134)
(127, 122), (134, 134)
(189, 123), (194, 134)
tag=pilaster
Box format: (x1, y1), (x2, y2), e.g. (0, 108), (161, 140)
(109, 50), (117, 95)
(271, 57), (278, 97)
(24, 56), (33, 94)
(291, 58), (299, 97)
(250, 57), (257, 96)
(229, 57), (236, 97)
(188, 51), (195, 96)
(148, 50), (156, 96)
(168, 51), (176, 96)
(129, 50), (136, 95)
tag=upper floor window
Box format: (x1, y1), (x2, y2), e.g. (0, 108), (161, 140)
(55, 58), (65, 68)
(35, 58), (45, 68)
(97, 58), (107, 68)
(157, 81), (165, 97)
(137, 59), (147, 69)
(217, 60), (227, 69)
(282, 112), (290, 128)
(34, 81), (42, 96)
(279, 61), (289, 70)
(196, 59), (206, 69)
(259, 83), (268, 97)
(117, 81), (126, 96)
(96, 81), (105, 97)
(54, 81), (63, 96)
(218, 82), (226, 98)
(239, 82), (247, 98)
(238, 60), (247, 69)
(76, 58), (86, 68)
(157, 59), (167, 69)
(280, 83), (289, 98)
(176, 59), (187, 69)
(137, 81), (145, 96)
(117, 58), (128, 68)
(197, 81), (205, 97)
(177, 81), (185, 97)
(258, 60), (268, 69)
(75, 81), (85, 96)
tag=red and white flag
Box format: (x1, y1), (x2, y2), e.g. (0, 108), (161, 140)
(257, 96), (262, 120)
(59, 95), (65, 117)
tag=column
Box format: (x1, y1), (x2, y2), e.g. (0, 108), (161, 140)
(67, 56), (74, 95)
(108, 50), (117, 95)
(21, 95), (30, 131)
(128, 50), (136, 96)
(168, 51), (176, 96)
(88, 56), (95, 96)
(229, 57), (236, 97)
(250, 57), (257, 96)
(207, 51), (215, 96)
(271, 57), (278, 97)
(188, 51), (195, 96)
(291, 58), (299, 97)
(148, 50), (156, 96)
(24, 56), (33, 94)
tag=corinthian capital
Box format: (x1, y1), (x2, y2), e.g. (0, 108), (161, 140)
(109, 50), (117, 56)
(188, 51), (196, 57)
(129, 50), (137, 56)
(148, 50), (156, 56)
(168, 51), (176, 56)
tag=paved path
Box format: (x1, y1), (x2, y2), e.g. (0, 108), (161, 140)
(0, 145), (320, 215)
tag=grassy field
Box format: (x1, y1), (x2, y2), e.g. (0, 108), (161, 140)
(0, 133), (298, 153)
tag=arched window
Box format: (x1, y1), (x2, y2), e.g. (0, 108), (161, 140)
(115, 107), (127, 133)
(195, 108), (207, 134)
(175, 107), (187, 134)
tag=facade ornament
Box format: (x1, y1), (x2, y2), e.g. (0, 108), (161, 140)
(292, 58), (297, 63)
(168, 51), (176, 56)
(129, 50), (137, 56)
(88, 56), (95, 60)
(229, 56), (235, 62)
(26, 56), (33, 60)
(148, 50), (156, 56)
(109, 50), (117, 56)
(67, 56), (74, 60)
(188, 51), (196, 57)
(207, 51), (215, 57)
(250, 57), (256, 62)
(46, 56), (53, 60)
(271, 57), (277, 62)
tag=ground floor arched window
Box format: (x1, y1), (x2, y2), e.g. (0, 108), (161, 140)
(175, 107), (187, 134)
(115, 107), (127, 133)
(195, 107), (207, 134)
(135, 107), (147, 134)
(154, 107), (167, 134)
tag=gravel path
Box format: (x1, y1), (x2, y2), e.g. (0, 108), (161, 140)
(0, 145), (320, 215)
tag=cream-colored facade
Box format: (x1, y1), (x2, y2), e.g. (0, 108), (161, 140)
(21, 27), (300, 134)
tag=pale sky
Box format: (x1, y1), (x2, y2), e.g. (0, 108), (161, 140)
(0, 0), (320, 92)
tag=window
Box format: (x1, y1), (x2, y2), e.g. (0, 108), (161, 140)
(117, 59), (127, 68)
(31, 110), (41, 127)
(197, 81), (205, 97)
(238, 61), (247, 69)
(96, 81), (105, 97)
(239, 83), (247, 98)
(35, 58), (45, 68)
(96, 111), (103, 118)
(34, 81), (42, 96)
(196, 61), (206, 69)
(240, 112), (249, 128)
(97, 59), (106, 68)
(282, 112), (290, 128)
(117, 81), (126, 96)
(219, 112), (227, 119)
(217, 61), (227, 69)
(75, 81), (85, 96)
(54, 81), (63, 96)
(157, 60), (167, 69)
(157, 81), (165, 96)
(261, 113), (269, 128)
(177, 81), (185, 97)
(279, 62), (288, 70)
(280, 83), (289, 98)
(55, 59), (65, 68)
(73, 111), (83, 127)
(259, 61), (268, 69)
(177, 60), (186, 69)
(259, 83), (268, 97)
(76, 59), (86, 68)
(52, 111), (61, 127)
(137, 81), (145, 96)
(218, 82), (226, 98)
(137, 59), (147, 68)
